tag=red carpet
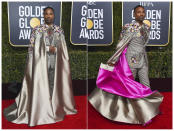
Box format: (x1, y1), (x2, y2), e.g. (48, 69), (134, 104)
(88, 92), (172, 129)
(2, 92), (173, 129)
(2, 96), (87, 129)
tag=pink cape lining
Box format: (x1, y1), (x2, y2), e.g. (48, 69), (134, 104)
(96, 47), (157, 99)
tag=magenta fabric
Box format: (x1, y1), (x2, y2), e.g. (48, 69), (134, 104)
(96, 47), (157, 99)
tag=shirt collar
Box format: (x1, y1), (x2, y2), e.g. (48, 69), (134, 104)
(133, 20), (146, 29)
(44, 23), (54, 29)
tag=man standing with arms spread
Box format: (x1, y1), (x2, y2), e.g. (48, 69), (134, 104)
(107, 5), (150, 87)
(89, 5), (163, 125)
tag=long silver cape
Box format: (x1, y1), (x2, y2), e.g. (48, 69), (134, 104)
(4, 30), (77, 126)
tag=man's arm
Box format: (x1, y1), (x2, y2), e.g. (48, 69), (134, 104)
(107, 24), (134, 65)
(48, 26), (64, 54)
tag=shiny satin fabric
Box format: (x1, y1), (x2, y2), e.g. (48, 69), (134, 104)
(89, 88), (163, 124)
(97, 47), (157, 98)
(107, 31), (135, 64)
(3, 31), (77, 126)
(89, 21), (163, 124)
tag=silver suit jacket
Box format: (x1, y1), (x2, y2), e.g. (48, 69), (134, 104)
(107, 21), (150, 68)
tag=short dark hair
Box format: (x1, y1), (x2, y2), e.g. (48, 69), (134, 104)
(133, 5), (144, 13)
(43, 6), (54, 14)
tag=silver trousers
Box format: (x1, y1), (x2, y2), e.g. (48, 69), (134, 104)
(129, 63), (150, 88)
(47, 53), (56, 97)
(48, 67), (55, 97)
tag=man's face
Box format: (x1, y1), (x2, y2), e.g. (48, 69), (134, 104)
(44, 9), (54, 25)
(134, 7), (145, 22)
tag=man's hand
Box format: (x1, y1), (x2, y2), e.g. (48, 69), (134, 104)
(107, 62), (115, 66)
(49, 46), (56, 53)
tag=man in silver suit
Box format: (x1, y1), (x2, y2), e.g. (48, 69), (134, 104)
(89, 5), (163, 125)
(4, 6), (77, 126)
(107, 5), (151, 88)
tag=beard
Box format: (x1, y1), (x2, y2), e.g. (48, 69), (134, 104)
(45, 18), (54, 25)
(137, 16), (145, 22)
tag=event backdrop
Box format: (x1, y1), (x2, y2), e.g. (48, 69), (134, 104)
(123, 2), (171, 46)
(71, 2), (113, 46)
(2, 2), (172, 83)
(8, 2), (61, 46)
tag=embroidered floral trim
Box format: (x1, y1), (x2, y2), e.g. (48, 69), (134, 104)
(119, 21), (150, 41)
(131, 57), (137, 64)
(29, 24), (63, 47)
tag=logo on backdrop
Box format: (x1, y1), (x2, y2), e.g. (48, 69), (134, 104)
(123, 2), (171, 46)
(8, 2), (61, 46)
(71, 2), (113, 46)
